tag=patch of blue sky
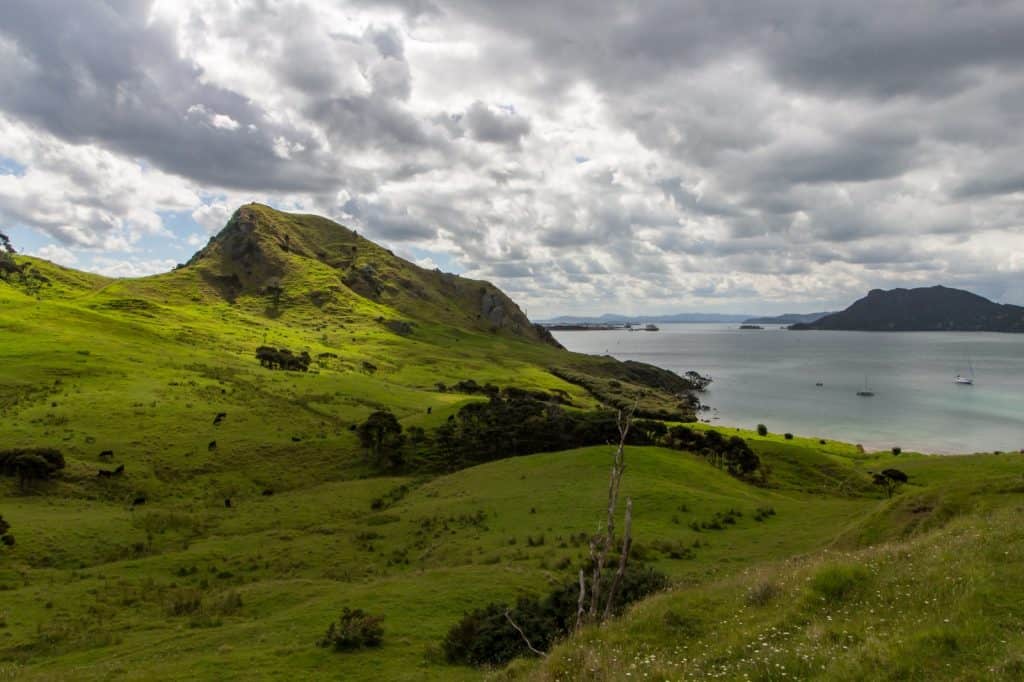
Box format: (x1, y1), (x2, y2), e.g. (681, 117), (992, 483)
(0, 156), (27, 176)
(407, 246), (462, 274)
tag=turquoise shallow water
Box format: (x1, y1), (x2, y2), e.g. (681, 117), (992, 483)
(552, 324), (1024, 454)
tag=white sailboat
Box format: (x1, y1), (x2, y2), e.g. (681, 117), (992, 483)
(955, 357), (975, 385)
(856, 375), (875, 397)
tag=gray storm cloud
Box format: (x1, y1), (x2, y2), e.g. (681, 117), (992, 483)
(0, 0), (1022, 313)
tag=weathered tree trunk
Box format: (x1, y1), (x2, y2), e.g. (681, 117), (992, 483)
(575, 568), (587, 632)
(583, 404), (634, 624)
(602, 496), (633, 621)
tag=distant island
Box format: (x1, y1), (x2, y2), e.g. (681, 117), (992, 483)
(744, 311), (833, 325)
(538, 312), (751, 325)
(790, 285), (1024, 332)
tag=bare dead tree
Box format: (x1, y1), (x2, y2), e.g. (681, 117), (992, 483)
(504, 608), (544, 657)
(602, 496), (633, 621)
(575, 568), (587, 631)
(580, 402), (636, 628)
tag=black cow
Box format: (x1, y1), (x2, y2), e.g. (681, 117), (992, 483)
(131, 496), (146, 507)
(208, 441), (217, 451)
(99, 450), (114, 459)
(224, 498), (232, 508)
(213, 412), (227, 425)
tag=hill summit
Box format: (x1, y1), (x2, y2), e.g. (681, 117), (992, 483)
(791, 285), (1024, 332)
(186, 203), (559, 345)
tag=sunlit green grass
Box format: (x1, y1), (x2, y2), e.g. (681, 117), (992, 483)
(3, 206), (1023, 680)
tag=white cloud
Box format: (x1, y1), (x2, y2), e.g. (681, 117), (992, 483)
(0, 1), (1021, 315)
(30, 243), (77, 267)
(89, 256), (179, 278)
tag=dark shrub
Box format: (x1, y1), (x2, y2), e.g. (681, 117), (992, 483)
(357, 411), (404, 469)
(442, 566), (667, 666)
(756, 424), (768, 436)
(784, 433), (794, 440)
(746, 581), (781, 607)
(0, 448), (65, 488)
(0, 513), (12, 547)
(255, 346), (311, 371)
(318, 607), (384, 651)
(892, 446), (902, 455)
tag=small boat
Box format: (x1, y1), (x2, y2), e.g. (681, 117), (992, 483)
(955, 357), (975, 385)
(856, 375), (875, 397)
(644, 324), (659, 331)
(815, 382), (824, 387)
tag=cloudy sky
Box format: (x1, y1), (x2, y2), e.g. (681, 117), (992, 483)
(2, 0), (1024, 316)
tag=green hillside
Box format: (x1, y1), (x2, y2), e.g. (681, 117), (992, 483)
(2, 205), (1023, 680)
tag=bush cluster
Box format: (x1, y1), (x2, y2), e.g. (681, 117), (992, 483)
(663, 427), (762, 479)
(442, 566), (668, 666)
(0, 448), (66, 487)
(317, 607), (384, 651)
(255, 346), (311, 371)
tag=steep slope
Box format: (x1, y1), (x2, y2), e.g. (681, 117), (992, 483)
(182, 203), (560, 345)
(526, 466), (1024, 681)
(792, 285), (1024, 332)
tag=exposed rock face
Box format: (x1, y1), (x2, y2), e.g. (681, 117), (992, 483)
(481, 290), (515, 330)
(343, 264), (384, 300)
(187, 206), (287, 293)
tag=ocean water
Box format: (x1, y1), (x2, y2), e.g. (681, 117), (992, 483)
(552, 324), (1024, 454)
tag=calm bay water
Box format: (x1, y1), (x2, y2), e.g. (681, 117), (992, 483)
(552, 324), (1024, 454)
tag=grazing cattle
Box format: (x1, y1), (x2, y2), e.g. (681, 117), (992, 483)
(99, 450), (113, 459)
(291, 436), (302, 442)
(224, 498), (232, 508)
(131, 496), (146, 507)
(213, 412), (227, 426)
(98, 464), (125, 478)
(261, 489), (274, 496)
(427, 406), (432, 414)
(208, 441), (217, 451)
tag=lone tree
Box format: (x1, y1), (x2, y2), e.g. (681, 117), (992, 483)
(872, 468), (908, 498)
(0, 231), (20, 277)
(0, 513), (13, 548)
(357, 410), (405, 469)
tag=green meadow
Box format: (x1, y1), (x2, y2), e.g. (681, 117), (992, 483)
(2, 206), (1023, 680)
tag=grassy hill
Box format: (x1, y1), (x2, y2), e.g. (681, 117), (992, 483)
(525, 454), (1024, 681)
(2, 205), (1024, 680)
